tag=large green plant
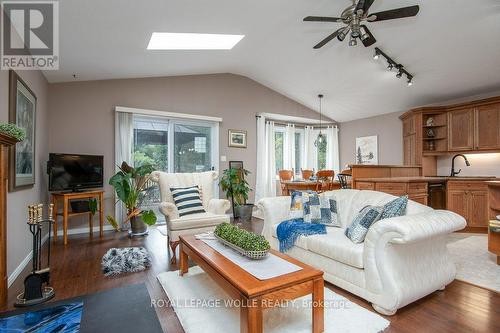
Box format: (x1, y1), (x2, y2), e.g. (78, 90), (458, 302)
(107, 161), (157, 229)
(220, 168), (252, 206)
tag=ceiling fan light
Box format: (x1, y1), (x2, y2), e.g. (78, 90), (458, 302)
(349, 37), (357, 46)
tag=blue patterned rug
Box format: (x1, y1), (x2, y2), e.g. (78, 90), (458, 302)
(0, 302), (83, 332)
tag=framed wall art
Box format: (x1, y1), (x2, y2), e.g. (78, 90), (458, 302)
(228, 129), (247, 148)
(9, 70), (36, 191)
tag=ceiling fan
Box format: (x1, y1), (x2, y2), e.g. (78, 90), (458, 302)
(303, 0), (420, 49)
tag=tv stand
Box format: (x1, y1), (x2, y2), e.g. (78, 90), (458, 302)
(50, 190), (105, 245)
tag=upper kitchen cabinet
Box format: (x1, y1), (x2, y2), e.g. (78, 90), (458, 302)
(448, 108), (475, 151)
(475, 104), (500, 150)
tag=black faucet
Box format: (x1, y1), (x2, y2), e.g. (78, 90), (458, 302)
(450, 154), (471, 177)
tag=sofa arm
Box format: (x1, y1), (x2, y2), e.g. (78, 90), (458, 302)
(256, 196), (292, 240)
(208, 198), (231, 215)
(159, 202), (179, 220)
(366, 210), (466, 245)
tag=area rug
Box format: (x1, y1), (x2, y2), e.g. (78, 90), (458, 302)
(0, 283), (163, 333)
(101, 247), (151, 276)
(0, 302), (83, 332)
(447, 233), (500, 292)
(157, 266), (390, 333)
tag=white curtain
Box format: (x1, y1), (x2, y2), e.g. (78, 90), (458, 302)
(326, 126), (340, 174)
(283, 124), (296, 171)
(303, 126), (317, 170)
(255, 119), (277, 202)
(115, 111), (133, 226)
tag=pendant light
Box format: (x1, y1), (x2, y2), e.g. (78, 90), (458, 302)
(315, 94), (325, 147)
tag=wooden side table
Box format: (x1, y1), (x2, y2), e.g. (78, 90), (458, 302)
(486, 181), (500, 264)
(51, 190), (105, 245)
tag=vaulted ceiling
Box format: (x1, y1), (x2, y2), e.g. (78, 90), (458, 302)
(44, 0), (500, 122)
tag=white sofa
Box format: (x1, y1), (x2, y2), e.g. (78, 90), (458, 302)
(151, 171), (231, 263)
(257, 189), (466, 315)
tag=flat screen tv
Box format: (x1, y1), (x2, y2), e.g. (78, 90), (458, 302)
(48, 153), (104, 191)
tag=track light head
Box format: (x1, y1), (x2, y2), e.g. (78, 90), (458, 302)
(396, 65), (403, 78)
(373, 50), (380, 60)
(387, 63), (394, 71)
(407, 75), (413, 86)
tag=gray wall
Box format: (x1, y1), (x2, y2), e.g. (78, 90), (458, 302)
(0, 70), (49, 278)
(48, 73), (321, 228)
(338, 111), (404, 168)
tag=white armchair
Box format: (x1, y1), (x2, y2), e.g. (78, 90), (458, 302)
(151, 171), (230, 263)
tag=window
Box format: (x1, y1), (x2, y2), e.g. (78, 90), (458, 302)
(317, 134), (327, 170)
(294, 131), (303, 175)
(132, 115), (218, 224)
(275, 130), (284, 172)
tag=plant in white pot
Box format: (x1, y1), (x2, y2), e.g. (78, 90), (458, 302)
(220, 167), (253, 222)
(107, 162), (157, 236)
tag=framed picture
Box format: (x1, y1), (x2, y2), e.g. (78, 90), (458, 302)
(9, 70), (36, 191)
(229, 161), (244, 170)
(355, 135), (378, 165)
(228, 129), (247, 148)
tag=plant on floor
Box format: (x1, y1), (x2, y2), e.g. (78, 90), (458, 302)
(0, 123), (26, 141)
(89, 198), (98, 215)
(220, 167), (251, 206)
(107, 161), (157, 232)
(214, 223), (270, 252)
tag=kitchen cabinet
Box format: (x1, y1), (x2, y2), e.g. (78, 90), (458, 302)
(403, 135), (416, 165)
(354, 178), (429, 205)
(475, 104), (500, 150)
(448, 108), (474, 151)
(447, 181), (489, 228)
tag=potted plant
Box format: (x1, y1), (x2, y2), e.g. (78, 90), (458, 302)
(107, 162), (157, 236)
(220, 167), (253, 222)
(0, 123), (26, 141)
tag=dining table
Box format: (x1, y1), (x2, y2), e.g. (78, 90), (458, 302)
(281, 179), (341, 196)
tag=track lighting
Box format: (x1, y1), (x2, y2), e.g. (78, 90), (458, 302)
(372, 47), (415, 87)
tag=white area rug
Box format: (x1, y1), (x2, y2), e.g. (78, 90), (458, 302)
(157, 266), (389, 333)
(447, 233), (500, 292)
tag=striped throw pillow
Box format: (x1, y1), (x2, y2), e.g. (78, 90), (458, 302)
(170, 186), (206, 217)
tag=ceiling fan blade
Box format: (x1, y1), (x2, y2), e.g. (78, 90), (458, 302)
(303, 16), (343, 23)
(360, 25), (376, 47)
(356, 0), (376, 13)
(313, 28), (343, 49)
(368, 5), (420, 22)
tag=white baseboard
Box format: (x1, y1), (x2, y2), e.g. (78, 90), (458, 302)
(8, 233), (50, 287)
(8, 225), (115, 288)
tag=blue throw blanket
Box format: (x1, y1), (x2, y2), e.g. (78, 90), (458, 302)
(276, 219), (327, 253)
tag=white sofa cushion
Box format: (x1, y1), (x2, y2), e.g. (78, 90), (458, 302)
(271, 225), (309, 250)
(306, 228), (365, 269)
(169, 212), (229, 231)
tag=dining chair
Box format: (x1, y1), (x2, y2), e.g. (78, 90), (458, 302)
(301, 168), (314, 180)
(278, 169), (294, 195)
(337, 169), (352, 189)
(315, 170), (335, 192)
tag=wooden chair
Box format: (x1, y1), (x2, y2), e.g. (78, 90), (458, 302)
(315, 170), (335, 192)
(278, 169), (294, 195)
(301, 168), (314, 180)
(337, 169), (352, 189)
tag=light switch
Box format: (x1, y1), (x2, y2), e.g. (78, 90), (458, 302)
(220, 155), (227, 162)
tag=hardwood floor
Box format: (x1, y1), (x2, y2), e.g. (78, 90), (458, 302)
(2, 221), (499, 333)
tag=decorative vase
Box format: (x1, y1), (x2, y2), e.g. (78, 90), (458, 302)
(234, 204), (254, 222)
(129, 215), (148, 237)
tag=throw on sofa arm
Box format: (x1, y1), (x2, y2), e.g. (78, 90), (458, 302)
(256, 196), (292, 239)
(208, 199), (231, 215)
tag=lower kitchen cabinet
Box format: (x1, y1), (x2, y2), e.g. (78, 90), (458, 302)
(446, 181), (489, 228)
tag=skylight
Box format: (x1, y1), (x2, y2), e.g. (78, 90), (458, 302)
(147, 33), (245, 50)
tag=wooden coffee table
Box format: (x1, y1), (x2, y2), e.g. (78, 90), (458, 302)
(179, 235), (324, 333)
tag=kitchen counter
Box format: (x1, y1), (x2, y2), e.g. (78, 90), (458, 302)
(356, 176), (497, 183)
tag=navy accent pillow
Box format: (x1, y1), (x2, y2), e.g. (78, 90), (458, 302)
(381, 195), (408, 220)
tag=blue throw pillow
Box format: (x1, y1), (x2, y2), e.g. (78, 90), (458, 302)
(303, 192), (340, 227)
(381, 195), (408, 220)
(345, 205), (383, 244)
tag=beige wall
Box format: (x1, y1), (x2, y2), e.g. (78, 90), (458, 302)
(0, 70), (49, 278)
(48, 73), (320, 227)
(338, 111), (404, 168)
(437, 153), (500, 177)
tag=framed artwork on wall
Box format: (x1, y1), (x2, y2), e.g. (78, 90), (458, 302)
(355, 135), (378, 165)
(228, 129), (247, 148)
(229, 161), (244, 170)
(9, 70), (36, 191)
